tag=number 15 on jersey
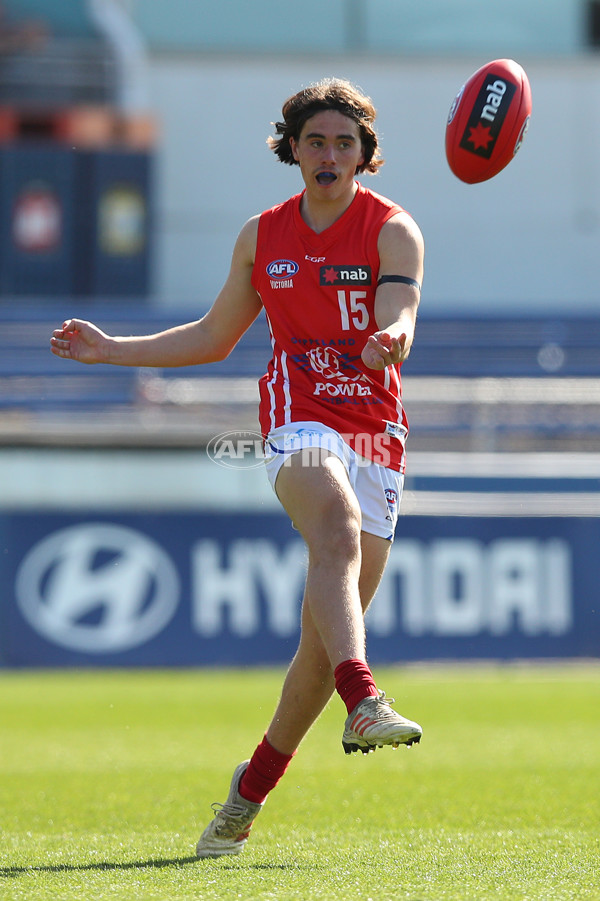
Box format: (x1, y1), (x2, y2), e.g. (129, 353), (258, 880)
(337, 290), (369, 331)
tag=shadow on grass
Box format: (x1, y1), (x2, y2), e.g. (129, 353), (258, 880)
(0, 856), (317, 878)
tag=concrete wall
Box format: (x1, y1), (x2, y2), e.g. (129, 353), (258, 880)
(147, 54), (600, 314)
(6, 1), (586, 54)
(134, 0), (585, 56)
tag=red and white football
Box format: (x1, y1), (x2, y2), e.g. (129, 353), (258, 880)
(445, 58), (531, 184)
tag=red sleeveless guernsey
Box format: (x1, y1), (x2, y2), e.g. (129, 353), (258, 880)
(252, 182), (410, 473)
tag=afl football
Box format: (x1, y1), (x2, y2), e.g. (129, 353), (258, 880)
(445, 58), (531, 183)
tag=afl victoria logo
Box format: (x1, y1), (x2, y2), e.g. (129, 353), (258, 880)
(266, 259), (299, 279)
(15, 523), (179, 653)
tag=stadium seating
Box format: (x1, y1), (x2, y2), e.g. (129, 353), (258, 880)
(1, 304), (599, 451)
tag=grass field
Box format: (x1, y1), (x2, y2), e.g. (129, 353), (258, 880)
(1, 664), (599, 901)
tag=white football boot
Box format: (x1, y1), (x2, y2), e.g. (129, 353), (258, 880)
(196, 761), (263, 858)
(342, 690), (423, 754)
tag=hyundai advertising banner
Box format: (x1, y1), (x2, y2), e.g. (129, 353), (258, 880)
(1, 511), (598, 667)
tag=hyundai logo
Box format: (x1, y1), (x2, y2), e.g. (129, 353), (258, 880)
(15, 523), (179, 653)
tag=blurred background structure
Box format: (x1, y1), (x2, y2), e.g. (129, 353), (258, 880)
(0, 1), (599, 667)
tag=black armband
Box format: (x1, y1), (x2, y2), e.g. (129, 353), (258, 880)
(377, 275), (421, 291)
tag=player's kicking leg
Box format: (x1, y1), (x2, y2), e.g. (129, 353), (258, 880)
(195, 600), (331, 858)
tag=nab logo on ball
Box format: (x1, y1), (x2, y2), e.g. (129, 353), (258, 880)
(445, 58), (532, 183)
(459, 77), (516, 160)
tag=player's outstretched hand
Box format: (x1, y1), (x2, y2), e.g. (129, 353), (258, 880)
(50, 319), (109, 365)
(361, 331), (405, 370)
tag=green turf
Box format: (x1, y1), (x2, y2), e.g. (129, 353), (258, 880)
(1, 664), (599, 901)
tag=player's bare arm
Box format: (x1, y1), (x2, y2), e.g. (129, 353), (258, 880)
(50, 217), (262, 368)
(361, 212), (424, 370)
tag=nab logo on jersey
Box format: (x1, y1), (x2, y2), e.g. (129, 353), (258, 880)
(320, 265), (372, 286)
(267, 259), (299, 279)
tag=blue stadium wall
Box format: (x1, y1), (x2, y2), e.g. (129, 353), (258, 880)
(1, 459), (598, 667)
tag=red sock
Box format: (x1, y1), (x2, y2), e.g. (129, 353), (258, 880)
(238, 735), (295, 805)
(334, 658), (379, 714)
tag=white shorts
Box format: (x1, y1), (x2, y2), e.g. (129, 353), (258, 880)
(263, 421), (403, 541)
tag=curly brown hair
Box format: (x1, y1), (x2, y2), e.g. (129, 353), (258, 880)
(268, 77), (384, 174)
